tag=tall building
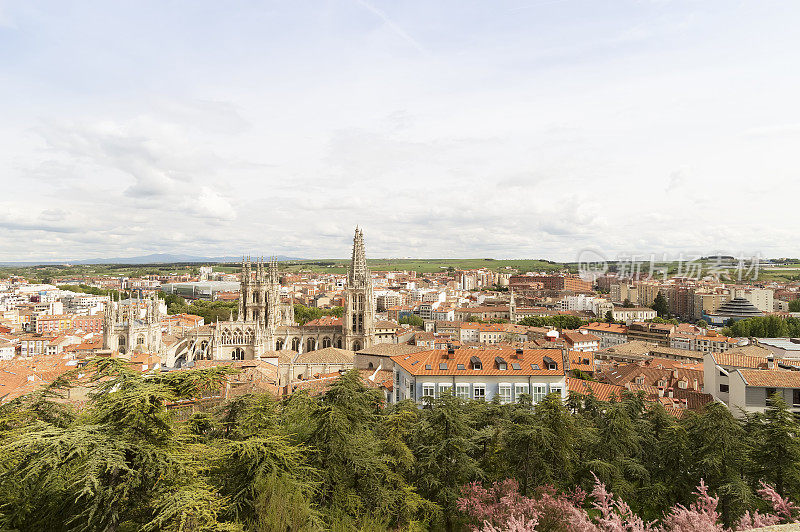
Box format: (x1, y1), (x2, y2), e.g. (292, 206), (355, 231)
(343, 227), (375, 352)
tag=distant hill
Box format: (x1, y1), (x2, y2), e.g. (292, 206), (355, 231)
(0, 253), (303, 266)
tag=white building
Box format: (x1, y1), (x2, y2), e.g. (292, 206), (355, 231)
(611, 306), (657, 322)
(391, 347), (568, 405)
(558, 294), (596, 312)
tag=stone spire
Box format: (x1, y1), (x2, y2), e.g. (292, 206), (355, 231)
(348, 227), (369, 288)
(343, 226), (374, 351)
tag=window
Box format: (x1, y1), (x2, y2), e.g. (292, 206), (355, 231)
(422, 383), (435, 399)
(439, 383), (452, 396)
(498, 384), (512, 404)
(473, 384), (486, 400)
(457, 364), (465, 370)
(635, 376), (644, 385)
(456, 384), (470, 399)
(514, 383), (529, 400)
(531, 384), (547, 403)
(719, 370), (726, 377)
(549, 385), (563, 398)
(720, 383), (729, 393)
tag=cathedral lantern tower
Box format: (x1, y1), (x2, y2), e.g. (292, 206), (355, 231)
(343, 227), (374, 351)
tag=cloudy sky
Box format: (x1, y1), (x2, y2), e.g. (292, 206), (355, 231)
(1, 1), (799, 262)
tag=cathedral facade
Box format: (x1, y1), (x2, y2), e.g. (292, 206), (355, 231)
(103, 292), (164, 355)
(180, 227), (375, 365)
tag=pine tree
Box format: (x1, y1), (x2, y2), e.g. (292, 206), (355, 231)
(747, 393), (800, 501)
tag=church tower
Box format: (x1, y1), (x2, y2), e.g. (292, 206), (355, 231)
(343, 227), (374, 351)
(238, 256), (282, 330)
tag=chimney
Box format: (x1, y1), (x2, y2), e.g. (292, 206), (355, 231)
(767, 354), (775, 369)
(514, 347), (523, 359)
(668, 387), (674, 398)
(658, 385), (665, 397)
(672, 369), (679, 378)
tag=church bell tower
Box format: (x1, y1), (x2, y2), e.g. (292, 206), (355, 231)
(343, 227), (374, 352)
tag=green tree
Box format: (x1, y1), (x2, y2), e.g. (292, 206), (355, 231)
(789, 300), (800, 312)
(412, 392), (481, 531)
(651, 292), (669, 318)
(293, 304), (343, 325)
(399, 315), (424, 327)
(683, 402), (751, 527)
(0, 359), (236, 532)
(304, 370), (431, 528)
(747, 393), (800, 501)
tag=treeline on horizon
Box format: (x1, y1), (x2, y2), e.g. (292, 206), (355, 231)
(1, 362), (799, 531)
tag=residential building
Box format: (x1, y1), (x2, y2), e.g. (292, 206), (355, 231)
(563, 330), (599, 352)
(391, 347), (568, 405)
(626, 322), (674, 346)
(579, 322), (628, 349)
(726, 367), (800, 418)
(611, 307), (657, 323)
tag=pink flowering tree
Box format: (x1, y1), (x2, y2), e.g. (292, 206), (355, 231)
(459, 476), (799, 531)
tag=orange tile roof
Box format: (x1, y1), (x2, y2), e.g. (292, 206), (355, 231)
(711, 352), (770, 369)
(563, 331), (599, 344)
(581, 322), (628, 334)
(303, 316), (343, 327)
(737, 369), (800, 388)
(569, 351), (595, 372)
(568, 378), (625, 401)
(392, 348), (567, 377)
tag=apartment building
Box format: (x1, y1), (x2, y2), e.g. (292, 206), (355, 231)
(580, 322), (628, 349)
(627, 322), (674, 346)
(563, 331), (600, 352)
(611, 307), (657, 323)
(391, 347), (568, 405)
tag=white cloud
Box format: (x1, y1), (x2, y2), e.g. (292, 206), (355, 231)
(0, 1), (799, 261)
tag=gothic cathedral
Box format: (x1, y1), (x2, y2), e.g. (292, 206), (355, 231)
(180, 227), (376, 364)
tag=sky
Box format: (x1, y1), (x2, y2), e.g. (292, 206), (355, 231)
(1, 0), (799, 262)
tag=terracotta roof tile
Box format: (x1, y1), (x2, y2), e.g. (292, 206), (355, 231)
(392, 348), (567, 377)
(737, 369), (800, 388)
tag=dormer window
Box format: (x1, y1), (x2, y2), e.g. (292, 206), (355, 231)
(470, 355), (482, 370)
(635, 376), (645, 385)
(495, 356), (507, 370)
(543, 356), (557, 370)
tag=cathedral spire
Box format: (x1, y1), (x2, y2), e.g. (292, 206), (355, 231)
(348, 226), (369, 288)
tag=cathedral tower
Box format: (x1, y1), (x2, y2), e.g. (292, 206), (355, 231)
(343, 227), (374, 351)
(238, 256), (282, 330)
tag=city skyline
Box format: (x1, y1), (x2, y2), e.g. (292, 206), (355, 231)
(2, 1), (799, 261)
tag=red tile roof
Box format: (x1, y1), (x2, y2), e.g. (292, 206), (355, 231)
(737, 369), (800, 388)
(392, 348), (567, 377)
(568, 378), (625, 401)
